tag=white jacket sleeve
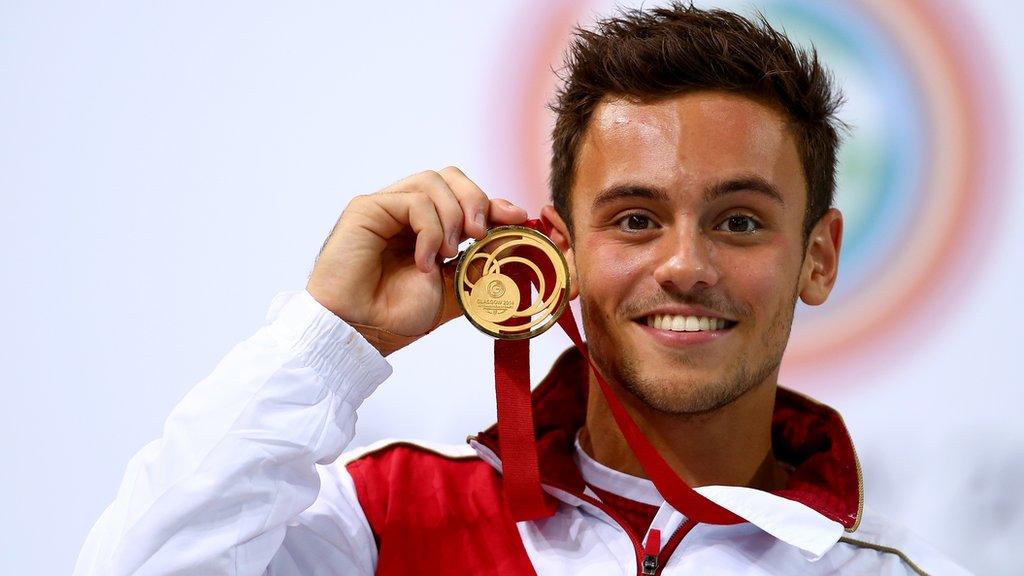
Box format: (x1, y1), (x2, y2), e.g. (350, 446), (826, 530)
(72, 290), (392, 576)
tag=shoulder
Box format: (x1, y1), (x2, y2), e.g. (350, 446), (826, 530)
(340, 438), (480, 466)
(341, 438), (488, 487)
(829, 506), (973, 575)
(340, 439), (508, 528)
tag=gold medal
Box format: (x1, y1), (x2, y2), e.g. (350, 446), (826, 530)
(455, 225), (570, 339)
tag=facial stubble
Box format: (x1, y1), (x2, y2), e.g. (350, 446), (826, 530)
(581, 277), (802, 417)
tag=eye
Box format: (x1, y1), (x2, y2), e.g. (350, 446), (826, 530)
(716, 214), (760, 234)
(616, 213), (655, 232)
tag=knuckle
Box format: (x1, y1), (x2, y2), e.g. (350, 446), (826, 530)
(347, 193), (369, 207)
(409, 190), (431, 208)
(413, 170), (453, 200)
(416, 169), (444, 185)
(439, 197), (463, 221)
(442, 212), (463, 232)
(470, 190), (490, 207)
(344, 194), (376, 216)
(439, 165), (465, 178)
(422, 228), (444, 245)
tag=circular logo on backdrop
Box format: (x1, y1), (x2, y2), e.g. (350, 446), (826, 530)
(492, 0), (1005, 385)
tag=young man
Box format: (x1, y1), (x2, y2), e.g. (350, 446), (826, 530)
(74, 4), (970, 575)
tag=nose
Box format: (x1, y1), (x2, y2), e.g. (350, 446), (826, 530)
(651, 225), (720, 293)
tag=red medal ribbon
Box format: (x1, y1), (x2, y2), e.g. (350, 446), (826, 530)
(492, 218), (745, 525)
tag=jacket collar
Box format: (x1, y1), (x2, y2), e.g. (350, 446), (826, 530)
(469, 347), (864, 555)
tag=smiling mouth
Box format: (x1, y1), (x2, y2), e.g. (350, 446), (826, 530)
(639, 314), (738, 332)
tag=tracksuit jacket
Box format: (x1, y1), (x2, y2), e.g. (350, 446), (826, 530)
(73, 290), (972, 575)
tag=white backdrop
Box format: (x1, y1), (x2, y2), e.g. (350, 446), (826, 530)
(1, 1), (1020, 574)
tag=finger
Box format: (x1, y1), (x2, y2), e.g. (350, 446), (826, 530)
(435, 258), (465, 327)
(488, 198), (529, 226)
(375, 191), (445, 273)
(437, 166), (490, 240)
(412, 170), (465, 259)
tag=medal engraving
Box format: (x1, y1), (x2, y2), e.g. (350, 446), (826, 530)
(455, 225), (571, 339)
(469, 273), (520, 322)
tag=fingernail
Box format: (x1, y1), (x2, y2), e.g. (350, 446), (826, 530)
(474, 210), (486, 228)
(501, 199), (525, 214)
(448, 230), (460, 248)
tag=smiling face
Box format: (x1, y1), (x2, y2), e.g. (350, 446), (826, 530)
(552, 91), (839, 415)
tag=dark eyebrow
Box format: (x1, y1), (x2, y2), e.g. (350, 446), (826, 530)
(705, 176), (786, 207)
(591, 184), (670, 209)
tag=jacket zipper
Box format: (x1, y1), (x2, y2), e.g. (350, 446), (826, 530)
(640, 518), (699, 574)
(559, 488), (698, 575)
(569, 490), (648, 574)
(641, 528), (661, 575)
(468, 438), (691, 575)
(653, 519), (698, 575)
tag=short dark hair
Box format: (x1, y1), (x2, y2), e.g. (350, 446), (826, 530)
(549, 2), (846, 239)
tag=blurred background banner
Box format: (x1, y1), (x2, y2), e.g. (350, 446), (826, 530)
(1, 1), (1019, 574)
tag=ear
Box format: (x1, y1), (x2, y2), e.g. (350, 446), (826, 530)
(799, 208), (843, 306)
(541, 204), (580, 300)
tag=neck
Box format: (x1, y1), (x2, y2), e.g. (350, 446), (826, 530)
(580, 369), (789, 491)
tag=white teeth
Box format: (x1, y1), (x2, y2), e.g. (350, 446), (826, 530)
(645, 314), (729, 332)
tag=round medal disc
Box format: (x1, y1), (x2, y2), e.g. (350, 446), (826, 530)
(455, 225), (571, 339)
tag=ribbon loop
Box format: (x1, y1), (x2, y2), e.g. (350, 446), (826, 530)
(488, 218), (745, 525)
